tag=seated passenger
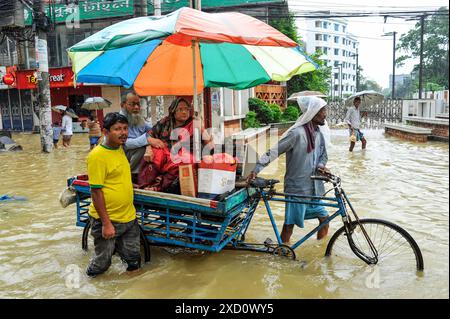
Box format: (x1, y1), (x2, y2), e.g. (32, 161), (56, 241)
(137, 97), (213, 192)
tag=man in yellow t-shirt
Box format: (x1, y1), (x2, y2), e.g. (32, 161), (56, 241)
(86, 112), (141, 277)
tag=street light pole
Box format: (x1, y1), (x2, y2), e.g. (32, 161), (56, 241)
(338, 63), (343, 100)
(383, 31), (397, 99)
(418, 15), (426, 99)
(350, 49), (359, 92)
(330, 68), (334, 100)
(392, 32), (397, 99)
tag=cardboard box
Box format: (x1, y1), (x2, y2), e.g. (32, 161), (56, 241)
(198, 162), (237, 199)
(179, 164), (198, 197)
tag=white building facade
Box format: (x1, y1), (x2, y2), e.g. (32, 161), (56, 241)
(297, 18), (359, 99)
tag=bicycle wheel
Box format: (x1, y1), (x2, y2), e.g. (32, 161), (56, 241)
(325, 218), (424, 271)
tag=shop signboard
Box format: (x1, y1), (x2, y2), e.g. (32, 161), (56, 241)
(151, 0), (284, 13)
(24, 0), (134, 25)
(16, 67), (77, 90)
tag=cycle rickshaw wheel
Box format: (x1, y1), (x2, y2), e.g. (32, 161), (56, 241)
(325, 218), (424, 271)
(82, 222), (151, 263)
(273, 245), (296, 260)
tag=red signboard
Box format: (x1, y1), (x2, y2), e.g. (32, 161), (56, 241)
(15, 67), (78, 89)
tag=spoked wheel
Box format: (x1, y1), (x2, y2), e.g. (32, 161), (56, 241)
(81, 222), (151, 263)
(325, 218), (424, 272)
(273, 245), (296, 260)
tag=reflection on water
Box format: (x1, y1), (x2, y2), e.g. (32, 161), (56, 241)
(0, 130), (448, 298)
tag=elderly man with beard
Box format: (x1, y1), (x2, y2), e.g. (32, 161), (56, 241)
(248, 96), (331, 243)
(120, 92), (164, 181)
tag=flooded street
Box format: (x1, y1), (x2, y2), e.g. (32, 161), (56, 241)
(0, 130), (448, 299)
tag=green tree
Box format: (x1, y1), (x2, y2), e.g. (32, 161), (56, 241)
(286, 51), (331, 97)
(281, 106), (300, 122)
(396, 7), (449, 89)
(269, 13), (330, 97)
(269, 13), (300, 44)
(358, 72), (383, 92)
(243, 111), (261, 129)
(269, 104), (282, 122)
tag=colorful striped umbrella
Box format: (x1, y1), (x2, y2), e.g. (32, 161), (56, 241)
(68, 7), (317, 96)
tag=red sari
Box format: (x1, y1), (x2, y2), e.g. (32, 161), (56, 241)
(137, 120), (196, 192)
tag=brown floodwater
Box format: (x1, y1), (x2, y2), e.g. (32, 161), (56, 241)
(0, 130), (448, 298)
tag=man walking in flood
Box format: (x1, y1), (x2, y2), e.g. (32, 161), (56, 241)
(248, 96), (331, 243)
(345, 96), (367, 152)
(86, 112), (141, 277)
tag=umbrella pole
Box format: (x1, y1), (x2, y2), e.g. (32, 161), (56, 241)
(192, 38), (201, 162)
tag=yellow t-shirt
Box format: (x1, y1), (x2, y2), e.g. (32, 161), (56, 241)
(87, 144), (136, 223)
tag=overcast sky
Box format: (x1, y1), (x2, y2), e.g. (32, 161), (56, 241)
(289, 0), (449, 89)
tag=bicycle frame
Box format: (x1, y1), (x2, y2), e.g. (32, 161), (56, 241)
(260, 182), (349, 250)
(230, 179), (351, 253)
(232, 176), (379, 265)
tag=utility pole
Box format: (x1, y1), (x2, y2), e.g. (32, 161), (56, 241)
(355, 48), (359, 92)
(382, 31), (398, 98)
(418, 15), (426, 99)
(33, 0), (53, 153)
(336, 64), (343, 100)
(350, 49), (359, 92)
(392, 31), (397, 99)
(190, 0), (202, 10)
(154, 0), (161, 16)
(330, 68), (334, 100)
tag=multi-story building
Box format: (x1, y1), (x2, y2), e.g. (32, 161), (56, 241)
(297, 17), (359, 98)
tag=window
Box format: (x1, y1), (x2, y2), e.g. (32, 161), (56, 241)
(353, 43), (356, 49)
(315, 21), (321, 28)
(334, 85), (339, 91)
(315, 34), (322, 41)
(343, 26), (346, 33)
(334, 61), (339, 67)
(334, 36), (339, 43)
(334, 48), (339, 55)
(342, 50), (346, 57)
(323, 34), (328, 41)
(315, 46), (322, 52)
(334, 23), (339, 31)
(342, 38), (346, 45)
(323, 22), (328, 29)
(353, 64), (356, 70)
(323, 47), (328, 54)
(334, 73), (339, 79)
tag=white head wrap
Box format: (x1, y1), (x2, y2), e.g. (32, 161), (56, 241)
(281, 96), (332, 147)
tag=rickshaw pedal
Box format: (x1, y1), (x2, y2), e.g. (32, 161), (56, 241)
(264, 238), (273, 247)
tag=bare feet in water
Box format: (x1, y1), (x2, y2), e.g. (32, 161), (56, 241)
(317, 217), (329, 240)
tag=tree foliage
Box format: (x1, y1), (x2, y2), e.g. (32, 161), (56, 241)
(243, 111), (261, 129)
(281, 106), (300, 122)
(269, 13), (300, 44)
(396, 7), (449, 89)
(269, 13), (330, 97)
(359, 78), (383, 92)
(286, 51), (331, 97)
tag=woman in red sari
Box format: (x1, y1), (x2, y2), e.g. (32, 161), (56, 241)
(137, 97), (213, 192)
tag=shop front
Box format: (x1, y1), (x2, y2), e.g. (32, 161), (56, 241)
(0, 67), (103, 132)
